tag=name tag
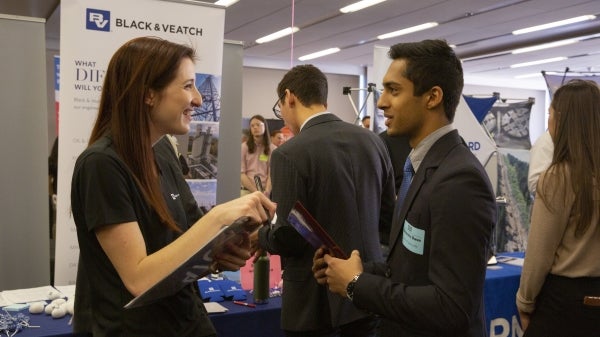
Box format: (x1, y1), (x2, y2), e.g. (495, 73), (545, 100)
(402, 220), (425, 255)
(259, 154), (269, 162)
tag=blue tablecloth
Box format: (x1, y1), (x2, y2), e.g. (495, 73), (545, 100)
(8, 255), (523, 337)
(4, 311), (82, 337)
(9, 294), (283, 337)
(210, 296), (284, 337)
(484, 251), (524, 337)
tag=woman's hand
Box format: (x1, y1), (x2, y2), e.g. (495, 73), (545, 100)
(211, 232), (252, 272)
(518, 310), (531, 331)
(208, 191), (276, 228)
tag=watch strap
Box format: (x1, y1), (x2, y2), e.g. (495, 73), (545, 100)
(346, 273), (361, 301)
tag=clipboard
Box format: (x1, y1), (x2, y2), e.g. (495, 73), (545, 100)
(124, 216), (260, 309)
(287, 201), (347, 259)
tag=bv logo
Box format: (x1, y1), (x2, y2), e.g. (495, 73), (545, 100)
(86, 8), (110, 32)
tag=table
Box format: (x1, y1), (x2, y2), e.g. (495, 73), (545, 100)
(211, 296), (284, 337)
(484, 252), (524, 337)
(8, 295), (283, 337)
(2, 311), (82, 337)
(7, 256), (523, 337)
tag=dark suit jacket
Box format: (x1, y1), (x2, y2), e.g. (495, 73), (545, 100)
(353, 130), (495, 337)
(258, 113), (396, 332)
(378, 131), (411, 194)
(378, 131), (411, 246)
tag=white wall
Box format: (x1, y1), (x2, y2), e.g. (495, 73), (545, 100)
(242, 67), (360, 124)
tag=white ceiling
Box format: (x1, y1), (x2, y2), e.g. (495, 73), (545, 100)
(2, 0), (600, 89)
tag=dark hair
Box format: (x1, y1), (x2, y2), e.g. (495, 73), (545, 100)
(361, 116), (370, 122)
(88, 36), (196, 232)
(541, 79), (600, 235)
(270, 129), (282, 137)
(277, 64), (327, 107)
(246, 114), (272, 155)
(388, 39), (463, 122)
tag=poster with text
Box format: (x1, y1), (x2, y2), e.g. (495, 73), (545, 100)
(54, 0), (224, 285)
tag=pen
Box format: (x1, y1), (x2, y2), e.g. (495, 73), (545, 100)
(254, 175), (273, 226)
(233, 301), (256, 308)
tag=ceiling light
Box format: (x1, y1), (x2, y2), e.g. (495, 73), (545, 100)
(256, 27), (300, 44)
(510, 57), (567, 68)
(512, 15), (596, 35)
(377, 22), (438, 40)
(514, 73), (543, 79)
(512, 39), (579, 54)
(214, 0), (239, 7)
(340, 0), (386, 14)
(298, 48), (341, 61)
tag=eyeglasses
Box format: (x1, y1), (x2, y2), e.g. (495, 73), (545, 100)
(272, 93), (285, 119)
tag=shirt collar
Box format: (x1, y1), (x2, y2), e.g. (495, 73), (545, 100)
(300, 111), (331, 132)
(408, 124), (454, 173)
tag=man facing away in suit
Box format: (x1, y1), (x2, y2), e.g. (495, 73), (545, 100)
(313, 40), (496, 337)
(258, 64), (396, 337)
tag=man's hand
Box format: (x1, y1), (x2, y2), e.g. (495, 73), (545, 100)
(312, 247), (329, 285)
(315, 249), (363, 297)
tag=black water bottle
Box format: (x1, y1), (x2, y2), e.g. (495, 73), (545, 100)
(253, 251), (270, 304)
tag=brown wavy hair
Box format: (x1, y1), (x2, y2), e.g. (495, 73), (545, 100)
(246, 114), (272, 155)
(88, 36), (196, 232)
(541, 79), (600, 236)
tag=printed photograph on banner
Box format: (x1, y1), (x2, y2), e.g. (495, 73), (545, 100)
(495, 148), (531, 253)
(482, 101), (533, 149)
(186, 179), (217, 213)
(194, 73), (222, 122)
(174, 121), (219, 180)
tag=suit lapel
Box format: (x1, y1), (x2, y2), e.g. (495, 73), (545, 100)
(388, 168), (424, 252)
(387, 130), (464, 258)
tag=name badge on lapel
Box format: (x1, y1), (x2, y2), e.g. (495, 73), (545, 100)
(402, 220), (425, 255)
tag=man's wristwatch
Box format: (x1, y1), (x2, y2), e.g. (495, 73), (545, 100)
(346, 273), (361, 301)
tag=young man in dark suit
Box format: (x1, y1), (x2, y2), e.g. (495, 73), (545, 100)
(258, 64), (396, 337)
(313, 40), (496, 337)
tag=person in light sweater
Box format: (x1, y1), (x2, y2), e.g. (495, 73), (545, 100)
(516, 79), (600, 336)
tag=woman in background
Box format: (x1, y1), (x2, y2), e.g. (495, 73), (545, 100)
(71, 36), (275, 337)
(241, 114), (276, 195)
(516, 79), (600, 336)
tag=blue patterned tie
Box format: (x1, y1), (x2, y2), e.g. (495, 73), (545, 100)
(397, 157), (414, 210)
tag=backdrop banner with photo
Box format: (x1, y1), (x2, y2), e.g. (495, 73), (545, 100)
(543, 73), (600, 98)
(495, 148), (531, 252)
(483, 101), (534, 150)
(54, 0), (225, 285)
(481, 100), (534, 252)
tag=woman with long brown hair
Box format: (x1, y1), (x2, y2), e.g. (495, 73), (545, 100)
(516, 79), (600, 336)
(71, 36), (275, 337)
(241, 114), (276, 195)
